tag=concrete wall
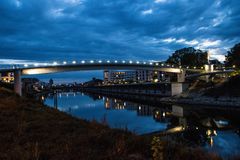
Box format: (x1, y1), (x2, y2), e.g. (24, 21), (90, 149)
(171, 83), (183, 96)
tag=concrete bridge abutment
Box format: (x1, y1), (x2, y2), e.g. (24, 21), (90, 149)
(204, 64), (214, 82)
(14, 70), (22, 96)
(177, 70), (186, 83)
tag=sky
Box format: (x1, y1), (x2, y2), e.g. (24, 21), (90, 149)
(0, 0), (240, 82)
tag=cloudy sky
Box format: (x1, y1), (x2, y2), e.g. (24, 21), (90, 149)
(0, 0), (239, 65)
(1, 0), (239, 83)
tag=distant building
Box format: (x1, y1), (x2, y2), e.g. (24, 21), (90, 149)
(103, 70), (171, 84)
(104, 70), (136, 84)
(22, 78), (40, 93)
(0, 72), (14, 83)
(83, 78), (103, 87)
(210, 60), (224, 69)
(49, 78), (54, 86)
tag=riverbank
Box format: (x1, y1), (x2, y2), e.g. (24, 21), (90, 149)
(161, 76), (240, 107)
(0, 87), (237, 160)
(160, 94), (240, 107)
(0, 87), (150, 160)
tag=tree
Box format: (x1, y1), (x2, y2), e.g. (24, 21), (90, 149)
(225, 43), (240, 68)
(166, 47), (208, 67)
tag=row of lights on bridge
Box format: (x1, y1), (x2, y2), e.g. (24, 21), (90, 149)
(22, 60), (175, 68)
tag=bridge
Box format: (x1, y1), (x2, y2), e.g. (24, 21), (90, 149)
(0, 60), (235, 96)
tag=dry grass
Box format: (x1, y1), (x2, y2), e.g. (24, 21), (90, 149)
(0, 88), (150, 160)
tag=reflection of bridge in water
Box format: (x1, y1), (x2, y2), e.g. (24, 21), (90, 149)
(0, 60), (235, 96)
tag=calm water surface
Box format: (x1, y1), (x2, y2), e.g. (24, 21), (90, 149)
(44, 92), (240, 158)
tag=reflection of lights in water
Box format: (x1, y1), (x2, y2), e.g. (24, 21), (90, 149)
(59, 93), (62, 98)
(105, 102), (110, 109)
(103, 97), (105, 101)
(86, 104), (96, 107)
(72, 105), (79, 109)
(66, 94), (68, 97)
(162, 112), (166, 117)
(124, 102), (126, 106)
(41, 96), (44, 101)
(196, 127), (198, 130)
(213, 130), (217, 136)
(114, 99), (117, 103)
(166, 126), (185, 134)
(139, 106), (141, 110)
(206, 129), (217, 147)
(154, 111), (159, 119)
(210, 137), (214, 147)
(74, 93), (76, 97)
(206, 129), (217, 136)
(98, 96), (101, 99)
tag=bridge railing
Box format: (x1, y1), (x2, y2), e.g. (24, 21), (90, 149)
(1, 60), (179, 70)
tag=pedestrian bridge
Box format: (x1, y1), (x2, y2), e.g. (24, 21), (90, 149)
(0, 60), (235, 96)
(0, 60), (182, 75)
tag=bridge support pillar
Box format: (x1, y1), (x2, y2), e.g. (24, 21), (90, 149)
(177, 70), (186, 82)
(204, 64), (214, 82)
(14, 70), (22, 96)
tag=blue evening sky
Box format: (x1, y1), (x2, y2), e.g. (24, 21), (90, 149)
(0, 0), (240, 82)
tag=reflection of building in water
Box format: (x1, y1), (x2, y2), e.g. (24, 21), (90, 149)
(153, 109), (172, 122)
(206, 129), (217, 147)
(104, 98), (125, 110)
(137, 105), (155, 116)
(103, 97), (168, 118)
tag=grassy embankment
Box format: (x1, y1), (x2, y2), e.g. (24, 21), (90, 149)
(0, 87), (229, 160)
(204, 75), (240, 97)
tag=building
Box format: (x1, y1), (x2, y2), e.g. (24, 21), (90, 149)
(104, 70), (136, 84)
(22, 78), (41, 93)
(0, 72), (14, 83)
(103, 70), (171, 84)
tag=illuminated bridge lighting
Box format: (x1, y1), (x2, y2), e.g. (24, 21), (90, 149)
(136, 61), (140, 64)
(81, 60), (85, 64)
(63, 61), (67, 65)
(72, 61), (76, 64)
(90, 60), (94, 63)
(53, 62), (58, 65)
(98, 60), (102, 63)
(34, 63), (39, 67)
(24, 64), (28, 67)
(129, 60), (133, 64)
(122, 60), (126, 63)
(107, 60), (110, 63)
(155, 63), (159, 66)
(149, 62), (153, 65)
(114, 60), (118, 63)
(143, 62), (146, 64)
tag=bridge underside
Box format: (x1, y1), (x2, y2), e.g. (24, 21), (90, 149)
(20, 64), (182, 75)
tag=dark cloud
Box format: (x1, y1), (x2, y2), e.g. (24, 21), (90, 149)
(0, 0), (239, 62)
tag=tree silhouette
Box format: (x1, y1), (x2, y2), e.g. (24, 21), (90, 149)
(225, 43), (240, 68)
(166, 47), (208, 67)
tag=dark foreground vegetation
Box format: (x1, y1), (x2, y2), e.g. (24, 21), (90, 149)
(0, 87), (236, 160)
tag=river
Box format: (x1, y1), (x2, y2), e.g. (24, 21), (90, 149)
(43, 91), (240, 158)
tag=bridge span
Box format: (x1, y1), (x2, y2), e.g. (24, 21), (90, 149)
(0, 60), (235, 96)
(0, 61), (185, 96)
